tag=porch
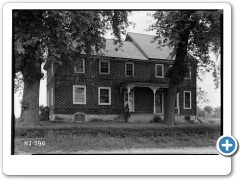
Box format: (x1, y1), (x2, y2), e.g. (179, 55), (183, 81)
(119, 82), (180, 115)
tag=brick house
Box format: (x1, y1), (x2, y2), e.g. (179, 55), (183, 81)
(44, 32), (197, 122)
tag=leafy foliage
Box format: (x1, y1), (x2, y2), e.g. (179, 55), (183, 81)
(204, 105), (213, 114)
(14, 10), (132, 85)
(153, 115), (162, 123)
(148, 10), (221, 125)
(197, 86), (210, 105)
(39, 105), (49, 121)
(149, 10), (221, 84)
(13, 10), (132, 125)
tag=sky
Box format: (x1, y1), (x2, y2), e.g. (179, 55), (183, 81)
(14, 11), (221, 117)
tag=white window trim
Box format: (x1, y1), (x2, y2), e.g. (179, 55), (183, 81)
(51, 88), (53, 106)
(175, 93), (179, 109)
(73, 85), (86, 104)
(99, 60), (110, 74)
(185, 66), (191, 79)
(125, 62), (134, 76)
(98, 87), (111, 105)
(155, 64), (164, 78)
(74, 58), (85, 73)
(183, 91), (191, 109)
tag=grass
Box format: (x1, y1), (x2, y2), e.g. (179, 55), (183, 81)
(15, 133), (217, 154)
(15, 121), (220, 154)
(197, 117), (221, 124)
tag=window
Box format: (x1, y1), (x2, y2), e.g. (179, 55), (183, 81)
(99, 60), (110, 74)
(98, 87), (111, 105)
(125, 63), (134, 76)
(185, 66), (191, 79)
(184, 91), (191, 109)
(51, 88), (53, 106)
(73, 85), (86, 104)
(155, 64), (164, 78)
(75, 58), (85, 73)
(175, 93), (179, 109)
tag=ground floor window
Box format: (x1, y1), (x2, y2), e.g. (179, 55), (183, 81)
(98, 87), (111, 105)
(184, 91), (191, 109)
(73, 85), (86, 104)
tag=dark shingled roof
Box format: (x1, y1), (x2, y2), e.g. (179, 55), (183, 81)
(99, 39), (148, 60)
(126, 32), (174, 60)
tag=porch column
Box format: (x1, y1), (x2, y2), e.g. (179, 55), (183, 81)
(127, 85), (134, 107)
(149, 87), (160, 114)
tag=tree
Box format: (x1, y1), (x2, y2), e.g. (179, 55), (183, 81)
(204, 105), (213, 114)
(197, 87), (209, 105)
(203, 105), (213, 119)
(149, 10), (221, 125)
(213, 106), (221, 118)
(14, 10), (131, 126)
(196, 106), (203, 117)
(196, 86), (210, 118)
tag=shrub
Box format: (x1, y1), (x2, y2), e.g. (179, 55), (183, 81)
(153, 116), (162, 123)
(39, 105), (49, 121)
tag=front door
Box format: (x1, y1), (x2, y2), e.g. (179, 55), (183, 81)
(155, 91), (163, 114)
(124, 88), (134, 112)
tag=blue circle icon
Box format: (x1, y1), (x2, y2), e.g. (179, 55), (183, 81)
(217, 135), (238, 156)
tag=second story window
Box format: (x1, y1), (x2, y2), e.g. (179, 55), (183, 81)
(99, 60), (110, 74)
(155, 64), (164, 78)
(125, 63), (134, 76)
(75, 58), (85, 73)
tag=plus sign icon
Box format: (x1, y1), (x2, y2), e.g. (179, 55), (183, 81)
(217, 135), (238, 156)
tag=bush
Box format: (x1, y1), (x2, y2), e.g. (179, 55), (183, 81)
(15, 124), (221, 139)
(153, 116), (162, 123)
(39, 105), (49, 121)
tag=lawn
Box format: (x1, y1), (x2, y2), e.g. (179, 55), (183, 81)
(15, 121), (221, 154)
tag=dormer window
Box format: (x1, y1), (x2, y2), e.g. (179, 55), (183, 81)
(75, 58), (85, 73)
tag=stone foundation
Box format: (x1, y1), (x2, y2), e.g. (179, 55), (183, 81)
(50, 113), (196, 123)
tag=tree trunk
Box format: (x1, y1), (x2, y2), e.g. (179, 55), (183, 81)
(163, 83), (178, 125)
(19, 79), (41, 126)
(163, 13), (194, 125)
(18, 58), (42, 126)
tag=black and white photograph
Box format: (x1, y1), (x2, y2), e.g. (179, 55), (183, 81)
(12, 9), (222, 155)
(2, 1), (237, 176)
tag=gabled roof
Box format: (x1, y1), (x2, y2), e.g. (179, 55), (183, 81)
(99, 39), (147, 60)
(126, 32), (174, 60)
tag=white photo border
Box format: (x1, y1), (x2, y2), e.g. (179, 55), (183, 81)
(3, 2), (231, 175)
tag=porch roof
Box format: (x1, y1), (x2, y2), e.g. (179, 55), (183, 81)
(119, 82), (169, 88)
